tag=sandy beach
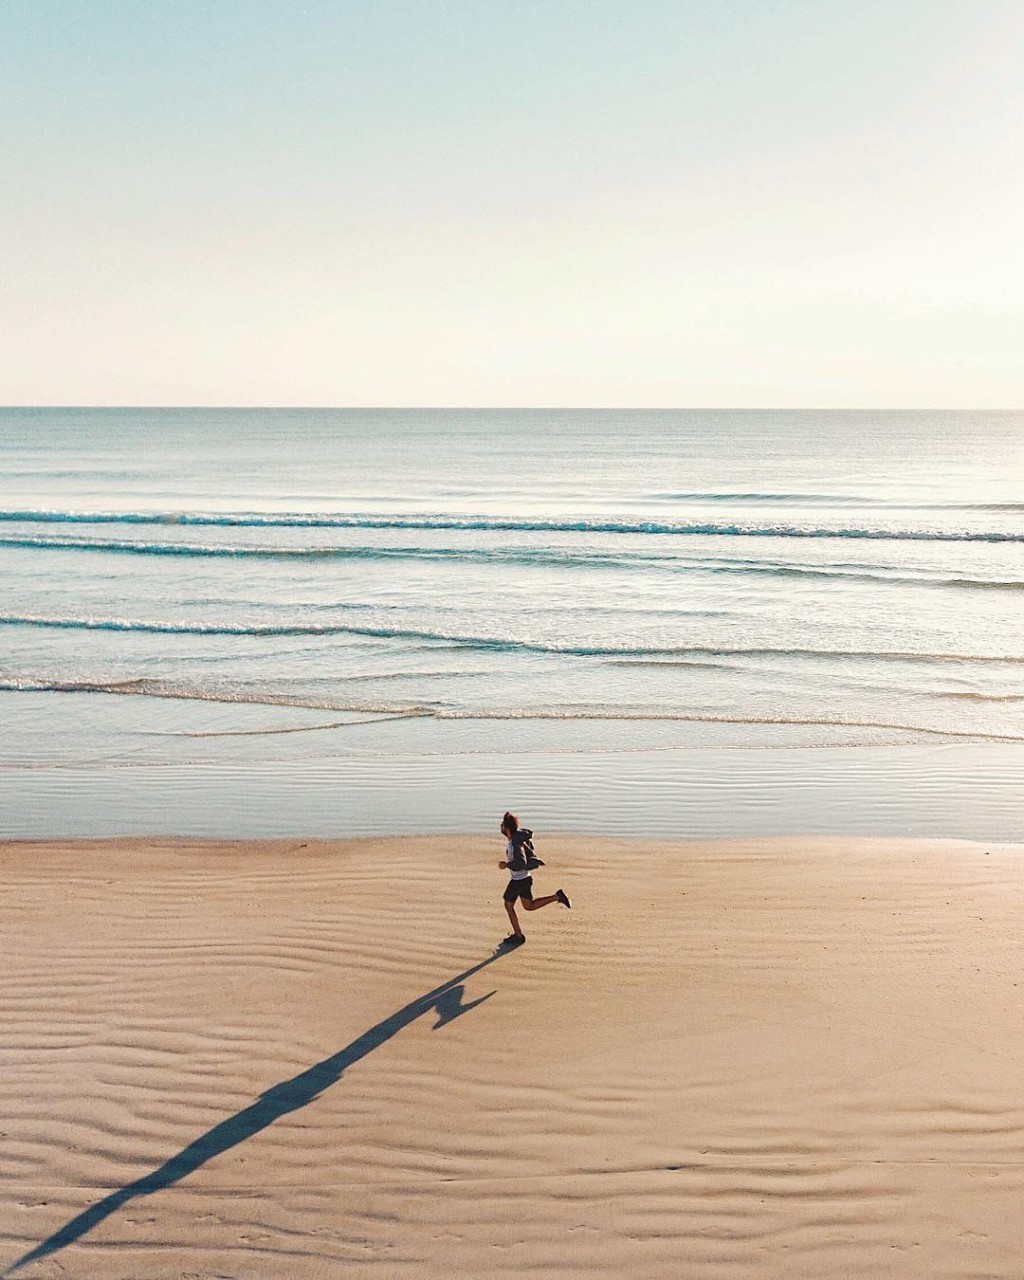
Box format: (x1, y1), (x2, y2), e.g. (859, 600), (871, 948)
(2, 833), (1023, 1278)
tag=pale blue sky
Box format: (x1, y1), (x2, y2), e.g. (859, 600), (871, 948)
(2, 1), (1021, 406)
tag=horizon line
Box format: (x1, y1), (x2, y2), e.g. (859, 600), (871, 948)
(2, 404), (1022, 414)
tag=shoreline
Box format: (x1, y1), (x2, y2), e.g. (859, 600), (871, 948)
(3, 830), (1021, 849)
(3, 833), (1024, 1277)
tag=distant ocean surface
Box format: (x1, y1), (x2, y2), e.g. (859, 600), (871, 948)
(2, 407), (1021, 839)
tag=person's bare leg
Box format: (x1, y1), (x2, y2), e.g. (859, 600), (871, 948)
(521, 894), (557, 910)
(505, 900), (523, 937)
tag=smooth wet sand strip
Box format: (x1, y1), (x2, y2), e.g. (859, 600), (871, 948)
(2, 834), (1023, 1277)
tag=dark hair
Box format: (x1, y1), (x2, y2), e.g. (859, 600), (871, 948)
(501, 810), (519, 834)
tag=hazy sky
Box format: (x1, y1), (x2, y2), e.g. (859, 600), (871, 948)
(2, 1), (1022, 406)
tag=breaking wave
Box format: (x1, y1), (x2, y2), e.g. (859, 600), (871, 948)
(2, 534), (1022, 590)
(2, 613), (1021, 664)
(0, 509), (1021, 543)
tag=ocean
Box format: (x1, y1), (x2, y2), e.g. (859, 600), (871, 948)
(1, 407), (1021, 839)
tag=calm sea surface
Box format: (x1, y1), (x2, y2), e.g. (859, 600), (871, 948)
(1, 407), (1021, 838)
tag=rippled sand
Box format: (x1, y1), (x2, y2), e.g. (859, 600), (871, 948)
(2, 834), (1023, 1277)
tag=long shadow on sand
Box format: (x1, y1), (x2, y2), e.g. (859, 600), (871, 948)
(6, 950), (505, 1274)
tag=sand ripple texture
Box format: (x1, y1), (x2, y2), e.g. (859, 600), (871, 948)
(2, 834), (1023, 1278)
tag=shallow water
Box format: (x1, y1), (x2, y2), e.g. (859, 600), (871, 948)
(2, 407), (1021, 836)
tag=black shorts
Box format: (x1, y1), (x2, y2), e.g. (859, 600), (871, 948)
(503, 876), (533, 904)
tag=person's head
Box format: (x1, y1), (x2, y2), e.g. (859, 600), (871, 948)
(501, 810), (519, 838)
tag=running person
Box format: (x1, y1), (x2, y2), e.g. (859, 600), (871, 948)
(499, 811), (570, 946)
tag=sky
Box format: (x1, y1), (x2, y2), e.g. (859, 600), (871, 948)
(1, 0), (1022, 407)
